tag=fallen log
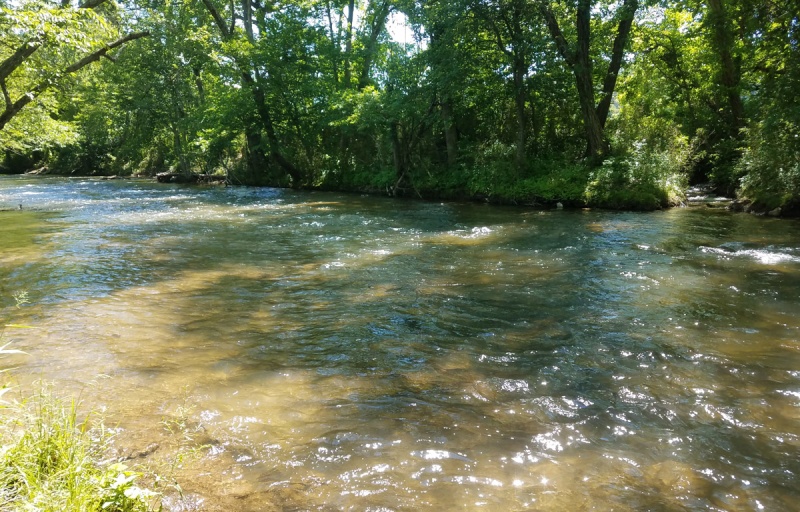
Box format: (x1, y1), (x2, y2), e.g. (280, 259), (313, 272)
(155, 172), (226, 185)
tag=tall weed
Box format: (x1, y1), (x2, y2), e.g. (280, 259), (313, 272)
(0, 388), (160, 512)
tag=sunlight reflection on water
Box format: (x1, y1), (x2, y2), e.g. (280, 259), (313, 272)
(2, 176), (800, 510)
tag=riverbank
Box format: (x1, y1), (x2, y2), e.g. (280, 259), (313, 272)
(0, 386), (162, 512)
(6, 168), (799, 218)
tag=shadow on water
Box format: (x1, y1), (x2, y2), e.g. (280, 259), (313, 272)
(2, 177), (800, 510)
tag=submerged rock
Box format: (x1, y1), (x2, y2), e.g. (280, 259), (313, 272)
(728, 200), (751, 213)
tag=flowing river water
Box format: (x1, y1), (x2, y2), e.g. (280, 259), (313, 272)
(1, 176), (800, 511)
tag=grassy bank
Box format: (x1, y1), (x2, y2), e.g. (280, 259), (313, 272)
(0, 386), (161, 512)
(326, 149), (687, 211)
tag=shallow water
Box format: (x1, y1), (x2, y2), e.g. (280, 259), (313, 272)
(2, 176), (800, 510)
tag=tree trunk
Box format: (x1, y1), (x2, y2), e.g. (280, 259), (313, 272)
(706, 0), (745, 133)
(358, 2), (391, 90)
(200, 0), (304, 186)
(247, 74), (304, 185)
(172, 123), (190, 175)
(325, 1), (340, 84)
(244, 127), (269, 182)
(596, 0), (638, 129)
(193, 67), (205, 103)
(575, 69), (607, 161)
(575, 0), (607, 160)
(390, 121), (405, 195)
(336, 0), (357, 164)
(343, 0), (355, 86)
(540, 0), (638, 162)
(513, 52), (528, 168)
(441, 99), (459, 167)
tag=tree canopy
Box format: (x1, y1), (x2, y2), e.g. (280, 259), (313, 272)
(1, 0), (798, 211)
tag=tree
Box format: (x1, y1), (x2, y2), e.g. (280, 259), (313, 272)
(469, 0), (540, 168)
(0, 0), (148, 132)
(199, 0), (304, 185)
(538, 0), (639, 162)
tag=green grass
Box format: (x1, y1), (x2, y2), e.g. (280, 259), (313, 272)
(0, 388), (160, 512)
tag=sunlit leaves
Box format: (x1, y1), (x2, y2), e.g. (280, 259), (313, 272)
(1, 2), (115, 55)
(0, 0), (127, 155)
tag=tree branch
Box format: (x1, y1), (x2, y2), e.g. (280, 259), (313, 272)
(78, 0), (108, 8)
(539, 2), (575, 66)
(63, 31), (149, 74)
(0, 31), (150, 131)
(229, 0), (236, 36)
(0, 42), (42, 82)
(200, 0), (232, 39)
(0, 78), (11, 112)
(325, 0), (340, 83)
(357, 1), (392, 89)
(1, 0), (111, 83)
(471, 1), (513, 57)
(595, 0), (638, 128)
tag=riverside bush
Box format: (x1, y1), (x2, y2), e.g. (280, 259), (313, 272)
(467, 145), (589, 204)
(737, 120), (800, 211)
(584, 142), (687, 210)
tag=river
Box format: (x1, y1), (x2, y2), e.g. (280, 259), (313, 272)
(1, 176), (799, 511)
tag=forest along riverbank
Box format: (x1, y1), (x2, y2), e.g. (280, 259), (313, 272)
(2, 176), (800, 511)
(3, 1), (798, 215)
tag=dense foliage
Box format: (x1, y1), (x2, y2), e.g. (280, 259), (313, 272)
(1, 0), (798, 210)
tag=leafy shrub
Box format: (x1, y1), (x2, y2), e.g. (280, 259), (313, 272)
(522, 161), (589, 204)
(737, 119), (800, 211)
(466, 143), (588, 204)
(584, 141), (688, 210)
